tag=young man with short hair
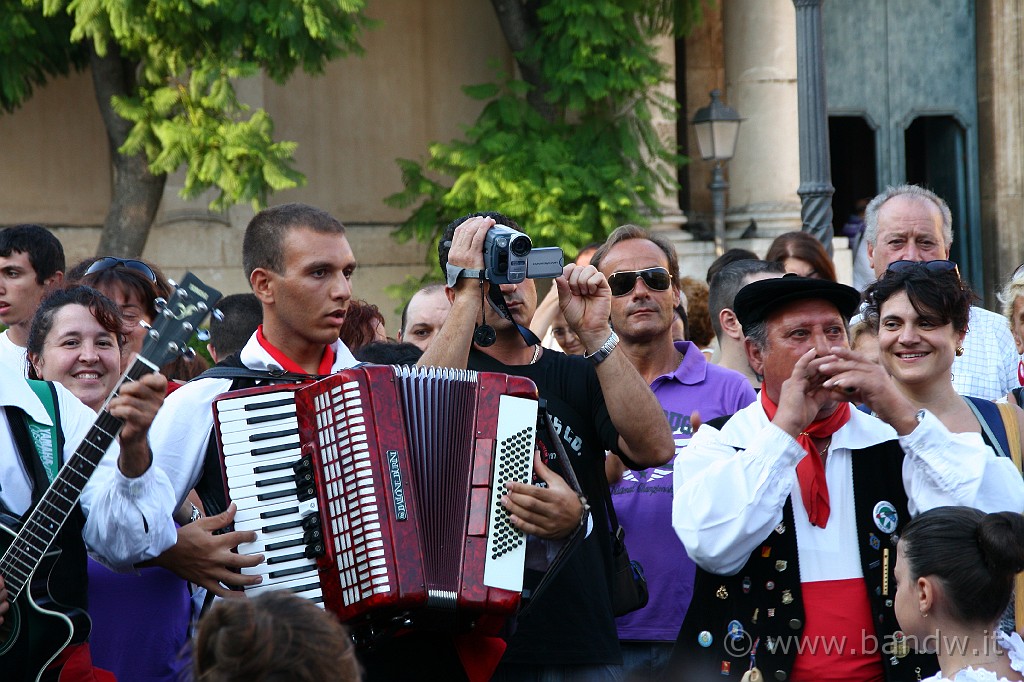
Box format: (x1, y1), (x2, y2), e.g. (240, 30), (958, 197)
(0, 224), (65, 375)
(148, 203), (359, 596)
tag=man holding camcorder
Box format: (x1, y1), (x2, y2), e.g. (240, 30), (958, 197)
(416, 212), (673, 681)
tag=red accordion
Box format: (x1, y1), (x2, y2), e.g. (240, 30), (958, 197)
(212, 365), (540, 640)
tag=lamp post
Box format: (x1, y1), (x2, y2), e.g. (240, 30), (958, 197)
(691, 90), (742, 257)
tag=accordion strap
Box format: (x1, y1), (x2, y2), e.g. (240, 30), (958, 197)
(194, 365), (324, 383)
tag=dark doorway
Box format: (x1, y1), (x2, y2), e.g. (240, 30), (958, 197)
(904, 115), (969, 270)
(829, 117), (877, 236)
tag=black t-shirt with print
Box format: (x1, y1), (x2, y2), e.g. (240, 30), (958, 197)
(468, 347), (623, 666)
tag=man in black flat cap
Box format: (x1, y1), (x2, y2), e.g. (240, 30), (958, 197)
(665, 275), (1024, 681)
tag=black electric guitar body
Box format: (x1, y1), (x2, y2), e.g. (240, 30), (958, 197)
(0, 272), (219, 680)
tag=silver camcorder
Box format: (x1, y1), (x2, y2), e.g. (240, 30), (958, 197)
(482, 225), (564, 285)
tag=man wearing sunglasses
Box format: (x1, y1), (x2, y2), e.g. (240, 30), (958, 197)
(417, 213), (674, 682)
(0, 224), (65, 376)
(590, 225), (755, 680)
(865, 184), (1017, 400)
(668, 275), (1023, 681)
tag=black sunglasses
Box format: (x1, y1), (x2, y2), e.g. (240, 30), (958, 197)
(607, 267), (672, 297)
(84, 257), (158, 283)
(885, 259), (959, 276)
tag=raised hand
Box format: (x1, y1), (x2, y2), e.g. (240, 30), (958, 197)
(111, 372), (168, 478)
(554, 263), (613, 352)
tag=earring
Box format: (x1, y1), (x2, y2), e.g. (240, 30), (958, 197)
(920, 610), (929, 618)
(955, 346), (964, 357)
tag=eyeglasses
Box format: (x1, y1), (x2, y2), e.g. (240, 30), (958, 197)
(607, 267), (673, 297)
(885, 259), (959, 276)
(84, 257), (157, 283)
(1011, 263), (1024, 282)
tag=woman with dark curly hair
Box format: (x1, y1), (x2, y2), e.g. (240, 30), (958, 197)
(194, 590), (361, 682)
(895, 506), (1024, 680)
(765, 231), (838, 282)
(863, 261), (1024, 456)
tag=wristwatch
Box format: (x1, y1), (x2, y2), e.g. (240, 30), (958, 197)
(584, 330), (619, 365)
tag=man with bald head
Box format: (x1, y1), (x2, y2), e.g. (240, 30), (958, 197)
(864, 184), (1016, 400)
(398, 284), (451, 351)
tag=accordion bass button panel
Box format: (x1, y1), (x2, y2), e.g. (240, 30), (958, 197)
(482, 394), (539, 593)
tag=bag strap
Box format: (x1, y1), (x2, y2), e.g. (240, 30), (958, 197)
(22, 379), (63, 483)
(996, 401), (1024, 637)
(964, 396), (1010, 460)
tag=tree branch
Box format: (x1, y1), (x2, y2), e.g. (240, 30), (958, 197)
(489, 0), (557, 122)
(89, 44), (165, 257)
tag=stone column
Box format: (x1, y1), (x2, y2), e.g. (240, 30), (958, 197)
(793, 0), (835, 254)
(721, 0), (802, 235)
(649, 35), (688, 232)
(977, 0), (1024, 303)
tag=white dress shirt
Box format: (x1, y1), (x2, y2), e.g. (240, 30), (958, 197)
(0, 366), (177, 571)
(672, 402), (1024, 577)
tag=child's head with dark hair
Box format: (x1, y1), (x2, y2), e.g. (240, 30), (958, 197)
(353, 340), (423, 366)
(898, 506), (1024, 631)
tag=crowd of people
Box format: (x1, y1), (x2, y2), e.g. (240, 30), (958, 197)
(0, 183), (1021, 682)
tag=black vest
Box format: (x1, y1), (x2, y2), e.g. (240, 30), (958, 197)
(3, 406), (89, 639)
(668, 439), (939, 682)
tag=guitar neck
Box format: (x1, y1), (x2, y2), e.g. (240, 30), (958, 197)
(0, 357), (157, 600)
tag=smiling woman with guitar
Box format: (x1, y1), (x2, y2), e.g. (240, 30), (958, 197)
(0, 274), (214, 680)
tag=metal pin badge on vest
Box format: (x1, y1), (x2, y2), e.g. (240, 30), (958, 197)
(869, 532), (881, 550)
(774, 560), (787, 572)
(774, 522), (786, 534)
(716, 585), (729, 599)
(698, 631), (713, 647)
(873, 500), (899, 534)
(781, 589), (794, 605)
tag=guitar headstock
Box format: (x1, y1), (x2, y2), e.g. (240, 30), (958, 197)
(140, 272), (222, 369)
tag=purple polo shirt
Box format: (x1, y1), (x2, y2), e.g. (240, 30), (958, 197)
(611, 341), (756, 641)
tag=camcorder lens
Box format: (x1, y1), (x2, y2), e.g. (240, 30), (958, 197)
(510, 235), (532, 257)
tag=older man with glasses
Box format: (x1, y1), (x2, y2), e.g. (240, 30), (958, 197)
(864, 184), (1018, 400)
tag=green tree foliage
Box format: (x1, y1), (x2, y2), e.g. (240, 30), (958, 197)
(1, 0), (371, 255)
(387, 0), (706, 287)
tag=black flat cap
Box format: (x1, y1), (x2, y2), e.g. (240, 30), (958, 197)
(733, 274), (862, 334)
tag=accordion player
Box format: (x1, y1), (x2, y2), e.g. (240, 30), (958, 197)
(211, 364), (553, 642)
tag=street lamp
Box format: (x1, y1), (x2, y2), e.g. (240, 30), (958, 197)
(691, 89), (742, 257)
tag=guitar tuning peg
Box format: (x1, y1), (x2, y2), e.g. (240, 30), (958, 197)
(147, 328), (160, 340)
(154, 297), (167, 313)
(212, 308), (225, 322)
(178, 288), (190, 301)
(196, 328), (211, 342)
(183, 347), (197, 360)
(167, 278), (178, 288)
(181, 322), (194, 334)
(197, 302), (208, 313)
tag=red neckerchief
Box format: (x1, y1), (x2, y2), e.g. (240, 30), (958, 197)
(759, 387), (851, 528)
(255, 324), (335, 375)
